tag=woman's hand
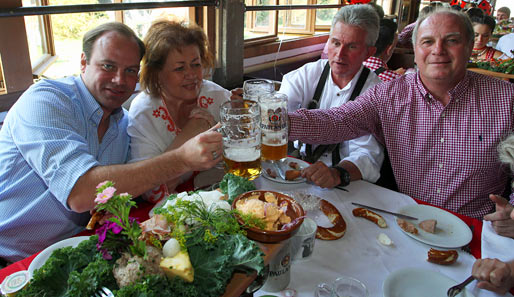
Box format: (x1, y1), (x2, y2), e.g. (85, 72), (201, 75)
(230, 88), (243, 100)
(189, 107), (216, 127)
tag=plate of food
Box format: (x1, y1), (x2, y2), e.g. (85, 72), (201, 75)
(383, 267), (475, 297)
(27, 236), (90, 277)
(261, 157), (309, 184)
(395, 204), (472, 248)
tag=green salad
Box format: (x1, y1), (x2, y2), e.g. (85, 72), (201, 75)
(18, 176), (263, 297)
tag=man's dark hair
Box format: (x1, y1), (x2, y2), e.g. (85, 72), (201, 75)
(375, 18), (398, 56)
(367, 3), (385, 20)
(466, 7), (485, 19)
(82, 22), (145, 63)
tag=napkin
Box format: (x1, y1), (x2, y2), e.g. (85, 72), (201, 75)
(481, 221), (514, 261)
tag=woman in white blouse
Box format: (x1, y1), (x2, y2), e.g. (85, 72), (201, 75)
(127, 20), (230, 203)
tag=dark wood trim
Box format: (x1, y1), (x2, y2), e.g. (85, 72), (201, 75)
(244, 34), (328, 58)
(0, 91), (23, 112)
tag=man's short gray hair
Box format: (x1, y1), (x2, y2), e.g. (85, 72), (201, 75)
(412, 8), (474, 50)
(331, 4), (380, 47)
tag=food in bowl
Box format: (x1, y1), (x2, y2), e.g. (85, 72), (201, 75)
(235, 191), (291, 231)
(232, 190), (305, 243)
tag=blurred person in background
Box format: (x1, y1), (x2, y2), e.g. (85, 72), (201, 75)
(496, 7), (511, 23)
(496, 33), (514, 58)
(127, 20), (230, 203)
(397, 2), (445, 48)
(470, 15), (507, 61)
(363, 18), (404, 81)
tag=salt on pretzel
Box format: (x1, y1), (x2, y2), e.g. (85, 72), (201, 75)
(352, 207), (387, 228)
(316, 199), (347, 240)
(427, 248), (458, 265)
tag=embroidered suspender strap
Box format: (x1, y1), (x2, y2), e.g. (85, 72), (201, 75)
(374, 66), (386, 76)
(305, 66), (370, 165)
(307, 62), (331, 110)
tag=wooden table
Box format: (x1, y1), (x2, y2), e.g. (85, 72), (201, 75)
(468, 67), (514, 82)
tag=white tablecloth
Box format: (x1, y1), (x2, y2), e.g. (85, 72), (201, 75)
(254, 179), (512, 297)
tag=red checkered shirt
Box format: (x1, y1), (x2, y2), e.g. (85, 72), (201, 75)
(363, 56), (402, 82)
(289, 71), (514, 219)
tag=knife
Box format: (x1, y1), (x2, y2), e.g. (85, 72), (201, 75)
(271, 160), (286, 180)
(351, 202), (418, 220)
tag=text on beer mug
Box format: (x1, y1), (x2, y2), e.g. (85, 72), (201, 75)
(259, 92), (288, 161)
(219, 100), (262, 180)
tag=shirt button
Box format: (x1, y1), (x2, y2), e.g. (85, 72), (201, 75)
(441, 112), (445, 118)
(92, 123), (97, 127)
(439, 163), (443, 168)
(337, 93), (340, 96)
(97, 111), (101, 115)
(437, 189), (441, 193)
(440, 138), (445, 143)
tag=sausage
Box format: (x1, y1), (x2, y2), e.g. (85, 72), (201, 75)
(316, 199), (347, 240)
(352, 207), (387, 228)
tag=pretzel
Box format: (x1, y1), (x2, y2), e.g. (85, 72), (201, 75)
(352, 207), (387, 228)
(427, 248), (458, 265)
(86, 210), (103, 230)
(316, 199), (346, 240)
(285, 170), (301, 181)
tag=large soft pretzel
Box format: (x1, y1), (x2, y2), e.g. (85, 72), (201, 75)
(316, 199), (347, 240)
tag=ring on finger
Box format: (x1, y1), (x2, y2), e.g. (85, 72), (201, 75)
(212, 151), (219, 160)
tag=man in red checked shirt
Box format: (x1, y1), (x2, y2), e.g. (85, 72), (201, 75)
(363, 18), (404, 82)
(288, 9), (514, 236)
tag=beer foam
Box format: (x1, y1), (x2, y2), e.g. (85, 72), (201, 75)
(224, 147), (260, 162)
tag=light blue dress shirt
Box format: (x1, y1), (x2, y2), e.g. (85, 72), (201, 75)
(0, 76), (129, 262)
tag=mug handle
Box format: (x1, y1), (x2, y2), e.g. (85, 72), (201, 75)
(314, 282), (332, 297)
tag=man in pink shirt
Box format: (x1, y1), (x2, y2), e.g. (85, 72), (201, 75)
(288, 9), (514, 237)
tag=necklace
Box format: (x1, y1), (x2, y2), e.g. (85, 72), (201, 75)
(472, 47), (488, 57)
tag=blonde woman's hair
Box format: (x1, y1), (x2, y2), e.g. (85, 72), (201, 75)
(498, 134), (514, 172)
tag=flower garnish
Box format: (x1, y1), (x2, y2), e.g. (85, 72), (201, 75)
(94, 181), (146, 258)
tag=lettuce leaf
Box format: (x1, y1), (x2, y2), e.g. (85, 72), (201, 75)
(219, 173), (256, 204)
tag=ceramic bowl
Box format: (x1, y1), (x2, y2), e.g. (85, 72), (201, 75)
(232, 190), (305, 243)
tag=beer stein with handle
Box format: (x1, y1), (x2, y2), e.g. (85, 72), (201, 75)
(258, 92), (288, 162)
(315, 276), (368, 297)
(219, 100), (262, 180)
(243, 78), (275, 103)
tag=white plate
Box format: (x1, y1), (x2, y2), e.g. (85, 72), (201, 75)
(396, 204), (472, 248)
(261, 157), (309, 184)
(27, 236), (90, 277)
(383, 267), (475, 297)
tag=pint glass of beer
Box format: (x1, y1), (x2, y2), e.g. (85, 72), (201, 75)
(219, 100), (262, 180)
(243, 79), (275, 103)
(259, 92), (288, 161)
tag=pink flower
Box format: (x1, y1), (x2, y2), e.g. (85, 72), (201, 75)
(94, 186), (116, 204)
(96, 181), (109, 189)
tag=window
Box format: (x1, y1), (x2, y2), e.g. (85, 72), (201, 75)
(244, 0), (342, 43)
(22, 0), (196, 79)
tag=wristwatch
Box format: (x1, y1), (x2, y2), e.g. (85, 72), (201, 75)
(331, 165), (351, 187)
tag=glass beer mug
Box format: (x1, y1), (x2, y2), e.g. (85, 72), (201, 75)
(243, 78), (275, 103)
(258, 92), (288, 162)
(219, 100), (262, 180)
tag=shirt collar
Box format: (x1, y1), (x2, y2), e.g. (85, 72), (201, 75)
(331, 65), (366, 92)
(75, 75), (124, 123)
(415, 70), (471, 103)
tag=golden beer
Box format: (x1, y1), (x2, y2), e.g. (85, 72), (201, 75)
(261, 142), (287, 161)
(223, 147), (261, 180)
(223, 156), (261, 180)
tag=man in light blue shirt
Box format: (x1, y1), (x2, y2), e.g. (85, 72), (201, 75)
(0, 22), (223, 263)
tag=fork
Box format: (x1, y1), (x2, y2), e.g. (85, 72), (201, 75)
(94, 287), (114, 297)
(447, 275), (475, 297)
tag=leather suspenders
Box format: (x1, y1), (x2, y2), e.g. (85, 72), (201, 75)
(303, 64), (370, 165)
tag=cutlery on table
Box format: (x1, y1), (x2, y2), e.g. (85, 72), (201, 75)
(447, 275), (475, 297)
(94, 286), (115, 297)
(351, 202), (418, 220)
(271, 160), (287, 180)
